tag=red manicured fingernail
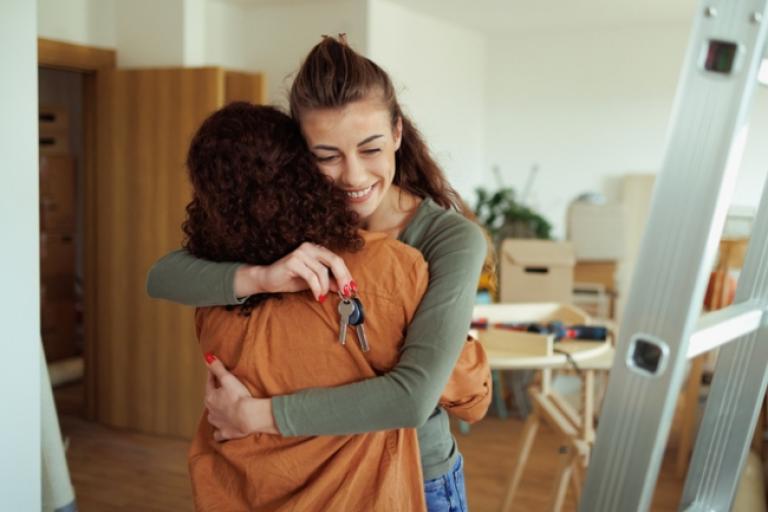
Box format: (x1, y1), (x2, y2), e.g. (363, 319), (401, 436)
(204, 352), (216, 364)
(318, 294), (327, 303)
(350, 280), (358, 293)
(343, 284), (350, 297)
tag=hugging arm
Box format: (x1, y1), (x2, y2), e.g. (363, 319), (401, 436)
(147, 250), (244, 306)
(272, 221), (487, 435)
(147, 243), (354, 305)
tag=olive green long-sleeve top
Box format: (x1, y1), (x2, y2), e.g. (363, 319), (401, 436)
(146, 198), (487, 480)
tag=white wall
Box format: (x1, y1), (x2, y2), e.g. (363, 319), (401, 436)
(368, 0), (487, 202)
(487, 24), (689, 237)
(233, 0), (369, 108)
(38, 0), (208, 67)
(486, 22), (768, 238)
(37, 0), (116, 48)
(0, 1), (41, 509)
(115, 0), (185, 67)
(738, 86), (768, 211)
(205, 0), (250, 70)
(183, 0), (207, 66)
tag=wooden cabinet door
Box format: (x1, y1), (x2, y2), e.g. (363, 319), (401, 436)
(94, 67), (224, 437)
(225, 71), (267, 104)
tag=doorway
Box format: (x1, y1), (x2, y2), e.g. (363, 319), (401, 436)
(38, 38), (116, 420)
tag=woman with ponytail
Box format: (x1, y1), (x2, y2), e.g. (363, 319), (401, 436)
(148, 35), (491, 511)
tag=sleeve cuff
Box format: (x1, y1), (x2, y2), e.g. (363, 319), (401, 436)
(223, 263), (248, 305)
(271, 395), (296, 436)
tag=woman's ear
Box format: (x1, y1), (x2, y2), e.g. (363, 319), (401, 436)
(393, 116), (403, 151)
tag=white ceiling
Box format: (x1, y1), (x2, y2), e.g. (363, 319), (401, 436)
(385, 0), (698, 34)
(220, 0), (699, 34)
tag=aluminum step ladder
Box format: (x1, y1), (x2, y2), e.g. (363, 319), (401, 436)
(579, 1), (768, 511)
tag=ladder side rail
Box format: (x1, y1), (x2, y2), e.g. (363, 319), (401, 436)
(580, 2), (768, 511)
(680, 167), (768, 510)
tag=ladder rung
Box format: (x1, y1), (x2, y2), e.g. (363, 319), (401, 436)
(687, 301), (765, 359)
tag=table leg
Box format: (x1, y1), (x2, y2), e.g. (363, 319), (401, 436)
(582, 370), (595, 443)
(509, 370), (534, 418)
(570, 458), (583, 504)
(492, 370), (510, 419)
(549, 447), (575, 512)
(500, 410), (540, 512)
(676, 355), (705, 478)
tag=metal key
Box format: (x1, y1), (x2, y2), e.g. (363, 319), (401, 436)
(337, 299), (355, 345)
(350, 297), (370, 352)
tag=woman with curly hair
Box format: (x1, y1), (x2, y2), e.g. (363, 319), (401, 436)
(149, 36), (491, 511)
(183, 102), (489, 511)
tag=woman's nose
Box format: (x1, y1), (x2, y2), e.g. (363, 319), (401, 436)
(340, 155), (367, 186)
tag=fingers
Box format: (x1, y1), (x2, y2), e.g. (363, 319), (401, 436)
(302, 257), (331, 299)
(212, 427), (242, 442)
(288, 259), (324, 300)
(269, 243), (353, 300)
(299, 243), (354, 295)
(205, 355), (231, 381)
(206, 370), (217, 395)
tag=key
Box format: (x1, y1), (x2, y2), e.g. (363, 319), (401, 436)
(337, 299), (355, 345)
(350, 298), (370, 352)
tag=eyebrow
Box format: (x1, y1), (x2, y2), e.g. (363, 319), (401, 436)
(312, 134), (384, 152)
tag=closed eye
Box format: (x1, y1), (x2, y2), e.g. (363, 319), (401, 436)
(314, 154), (339, 163)
(362, 149), (381, 155)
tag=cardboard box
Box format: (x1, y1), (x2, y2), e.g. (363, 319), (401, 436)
(574, 261), (618, 293)
(40, 155), (76, 233)
(39, 106), (69, 134)
(41, 299), (78, 361)
(500, 239), (575, 303)
(40, 233), (75, 277)
(39, 106), (70, 156)
(39, 132), (70, 156)
(567, 202), (626, 261)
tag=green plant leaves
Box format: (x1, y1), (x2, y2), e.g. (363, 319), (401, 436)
(473, 186), (552, 240)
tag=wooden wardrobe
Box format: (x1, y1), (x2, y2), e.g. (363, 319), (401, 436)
(93, 67), (266, 437)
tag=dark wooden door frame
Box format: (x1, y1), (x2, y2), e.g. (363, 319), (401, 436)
(38, 37), (117, 420)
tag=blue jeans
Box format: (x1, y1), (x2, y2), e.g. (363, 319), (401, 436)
(423, 454), (468, 512)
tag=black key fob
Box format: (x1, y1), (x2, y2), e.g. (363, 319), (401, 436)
(350, 298), (365, 326)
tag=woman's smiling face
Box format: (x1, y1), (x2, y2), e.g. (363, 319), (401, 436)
(300, 96), (402, 222)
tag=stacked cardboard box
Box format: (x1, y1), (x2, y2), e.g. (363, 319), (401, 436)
(567, 201), (625, 318)
(573, 262), (617, 318)
(39, 106), (78, 361)
(500, 240), (575, 303)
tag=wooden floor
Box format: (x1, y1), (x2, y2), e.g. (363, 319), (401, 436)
(54, 383), (684, 511)
(457, 414), (683, 511)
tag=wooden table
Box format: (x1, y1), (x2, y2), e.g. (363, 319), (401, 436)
(472, 303), (615, 512)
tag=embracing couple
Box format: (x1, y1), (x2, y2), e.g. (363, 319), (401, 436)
(148, 35), (493, 512)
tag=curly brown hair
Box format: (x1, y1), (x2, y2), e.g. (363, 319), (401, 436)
(182, 102), (363, 311)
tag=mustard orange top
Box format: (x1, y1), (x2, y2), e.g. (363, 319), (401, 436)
(188, 232), (490, 511)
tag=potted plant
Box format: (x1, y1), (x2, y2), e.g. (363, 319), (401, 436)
(474, 187), (553, 244)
